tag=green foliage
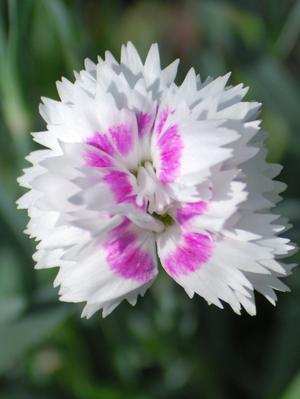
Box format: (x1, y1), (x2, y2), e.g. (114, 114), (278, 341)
(0, 306), (70, 374)
(0, 0), (299, 398)
(281, 372), (300, 399)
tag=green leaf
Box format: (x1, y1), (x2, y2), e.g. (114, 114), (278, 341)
(39, 0), (79, 71)
(0, 0), (32, 143)
(0, 306), (70, 374)
(274, 0), (300, 59)
(263, 110), (291, 162)
(281, 372), (300, 399)
(232, 9), (265, 47)
(0, 247), (22, 295)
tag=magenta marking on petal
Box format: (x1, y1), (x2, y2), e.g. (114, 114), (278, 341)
(136, 112), (152, 137)
(156, 109), (170, 135)
(158, 124), (183, 184)
(103, 170), (133, 203)
(109, 124), (133, 155)
(164, 232), (213, 278)
(176, 201), (208, 225)
(104, 219), (155, 282)
(86, 132), (115, 156)
(85, 149), (114, 168)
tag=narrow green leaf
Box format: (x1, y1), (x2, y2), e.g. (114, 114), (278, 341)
(281, 372), (300, 399)
(40, 0), (79, 71)
(264, 110), (290, 162)
(274, 0), (300, 59)
(0, 185), (32, 257)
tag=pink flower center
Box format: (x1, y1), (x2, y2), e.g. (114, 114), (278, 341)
(84, 108), (184, 227)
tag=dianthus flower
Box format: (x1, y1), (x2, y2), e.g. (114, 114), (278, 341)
(18, 43), (295, 317)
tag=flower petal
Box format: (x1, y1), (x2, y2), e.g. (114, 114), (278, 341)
(157, 223), (293, 315)
(56, 218), (158, 317)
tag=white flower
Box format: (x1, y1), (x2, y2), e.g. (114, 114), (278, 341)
(17, 42), (296, 318)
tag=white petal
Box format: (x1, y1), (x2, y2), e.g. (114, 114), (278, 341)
(144, 43), (161, 85)
(57, 219), (158, 317)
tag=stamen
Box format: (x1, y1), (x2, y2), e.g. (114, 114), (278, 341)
(152, 212), (174, 227)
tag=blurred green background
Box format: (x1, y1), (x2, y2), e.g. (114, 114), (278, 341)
(1, 0), (300, 398)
